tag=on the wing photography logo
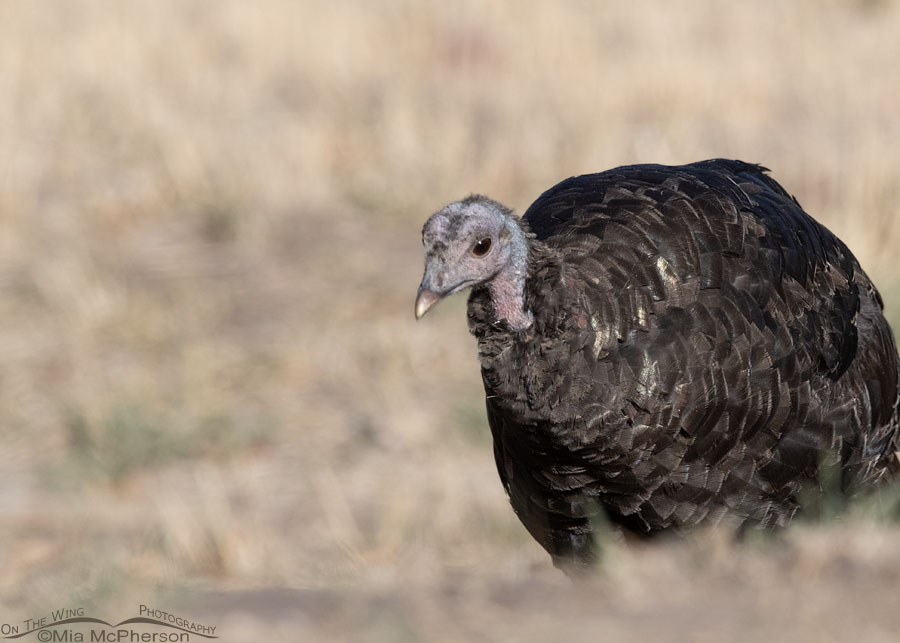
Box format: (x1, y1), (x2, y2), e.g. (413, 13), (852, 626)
(1, 606), (217, 642)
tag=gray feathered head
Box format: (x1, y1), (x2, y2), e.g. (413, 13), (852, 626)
(416, 195), (528, 320)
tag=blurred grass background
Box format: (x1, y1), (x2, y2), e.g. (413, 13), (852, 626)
(1, 1), (899, 640)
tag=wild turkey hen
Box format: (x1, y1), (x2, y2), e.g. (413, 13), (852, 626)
(415, 159), (900, 571)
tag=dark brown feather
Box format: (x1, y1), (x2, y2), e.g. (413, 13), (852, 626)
(467, 159), (900, 569)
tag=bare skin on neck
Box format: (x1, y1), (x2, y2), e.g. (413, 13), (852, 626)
(487, 251), (533, 331)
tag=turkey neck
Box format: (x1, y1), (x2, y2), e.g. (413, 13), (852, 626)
(486, 269), (532, 331)
(485, 222), (534, 331)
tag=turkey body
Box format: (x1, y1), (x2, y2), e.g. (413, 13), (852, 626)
(466, 159), (900, 569)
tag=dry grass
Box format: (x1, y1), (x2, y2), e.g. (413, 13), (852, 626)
(1, 1), (899, 640)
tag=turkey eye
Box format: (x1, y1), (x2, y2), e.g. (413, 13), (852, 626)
(472, 237), (492, 257)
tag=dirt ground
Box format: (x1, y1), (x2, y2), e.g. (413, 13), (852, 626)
(181, 524), (900, 642)
(1, 2), (900, 641)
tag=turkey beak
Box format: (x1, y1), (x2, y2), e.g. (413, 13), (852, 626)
(415, 286), (442, 319)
